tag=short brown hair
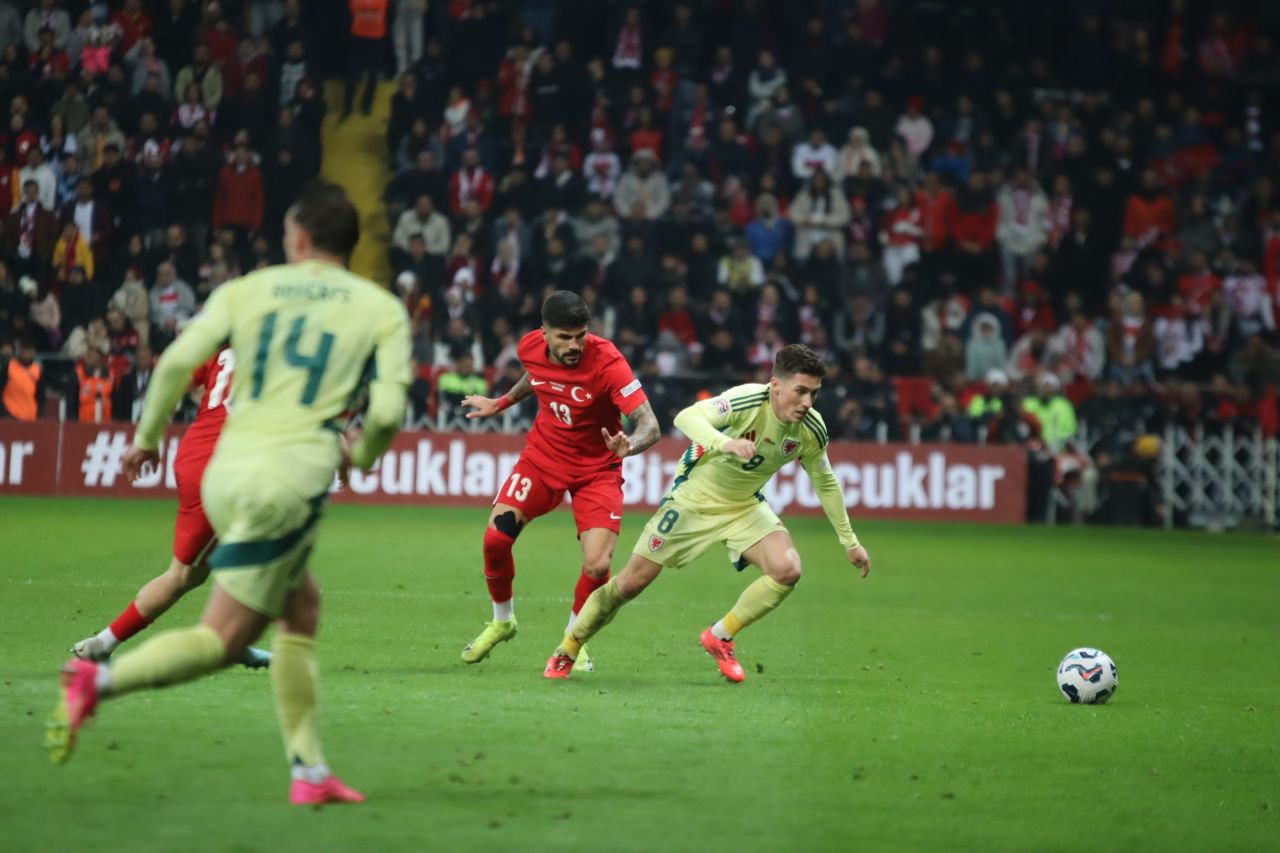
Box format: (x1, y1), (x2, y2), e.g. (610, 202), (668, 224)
(773, 344), (827, 379)
(288, 181), (360, 259)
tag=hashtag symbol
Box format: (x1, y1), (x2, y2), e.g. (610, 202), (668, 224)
(82, 431), (131, 487)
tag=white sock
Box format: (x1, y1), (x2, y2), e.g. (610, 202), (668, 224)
(291, 762), (331, 783)
(564, 611), (577, 633)
(95, 664), (114, 694)
(95, 627), (120, 652)
(711, 620), (734, 641)
(492, 599), (514, 622)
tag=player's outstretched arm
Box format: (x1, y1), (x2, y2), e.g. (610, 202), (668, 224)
(464, 371), (532, 419)
(350, 308), (412, 470)
(125, 290), (232, 479)
(601, 399), (661, 459)
(801, 450), (869, 578)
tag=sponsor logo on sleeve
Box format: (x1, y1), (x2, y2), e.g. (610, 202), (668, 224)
(711, 397), (730, 414)
(620, 378), (642, 397)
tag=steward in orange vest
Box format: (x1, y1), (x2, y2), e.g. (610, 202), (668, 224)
(76, 350), (113, 422)
(350, 0), (388, 39)
(1, 340), (42, 420)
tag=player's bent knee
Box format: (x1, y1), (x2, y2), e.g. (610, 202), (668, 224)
(168, 560), (210, 593)
(490, 509), (525, 540)
(582, 558), (611, 580)
(771, 550), (803, 586)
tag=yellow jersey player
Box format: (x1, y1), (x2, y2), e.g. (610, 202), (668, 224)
(544, 344), (872, 683)
(46, 183), (411, 806)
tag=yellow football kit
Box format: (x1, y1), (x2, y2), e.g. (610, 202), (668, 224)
(136, 260), (411, 616)
(635, 383), (859, 569)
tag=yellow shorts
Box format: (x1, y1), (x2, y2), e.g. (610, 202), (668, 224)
(201, 469), (324, 619)
(632, 497), (785, 570)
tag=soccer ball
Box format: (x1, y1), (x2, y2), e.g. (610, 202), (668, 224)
(1056, 648), (1118, 704)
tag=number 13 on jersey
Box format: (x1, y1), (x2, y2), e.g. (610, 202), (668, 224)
(548, 401), (573, 425)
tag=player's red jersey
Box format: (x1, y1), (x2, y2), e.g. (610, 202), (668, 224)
(181, 347), (235, 452)
(167, 347), (234, 565)
(518, 330), (647, 480)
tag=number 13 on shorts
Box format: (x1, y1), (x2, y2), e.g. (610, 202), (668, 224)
(504, 472), (532, 502)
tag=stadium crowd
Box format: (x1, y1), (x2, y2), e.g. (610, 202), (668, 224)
(2, 1), (1280, 523)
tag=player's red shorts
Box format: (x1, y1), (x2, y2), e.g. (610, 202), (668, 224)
(171, 438), (218, 566)
(494, 452), (624, 536)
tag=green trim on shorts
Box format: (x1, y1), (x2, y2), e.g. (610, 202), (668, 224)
(208, 491), (328, 570)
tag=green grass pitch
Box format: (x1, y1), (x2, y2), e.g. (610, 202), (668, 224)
(1, 496), (1277, 852)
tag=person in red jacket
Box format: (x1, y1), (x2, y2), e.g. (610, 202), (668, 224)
(110, 0), (152, 53)
(1177, 251), (1222, 315)
(213, 142), (264, 238)
(1123, 169), (1177, 248)
(952, 171), (998, 293)
(916, 171), (956, 254)
(450, 147), (494, 216)
(343, 0), (388, 119)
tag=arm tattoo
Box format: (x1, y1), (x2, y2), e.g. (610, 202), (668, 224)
(505, 371), (534, 404)
(625, 400), (661, 456)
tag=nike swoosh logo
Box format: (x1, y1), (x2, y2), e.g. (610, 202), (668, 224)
(609, 513), (622, 520)
(530, 379), (546, 386)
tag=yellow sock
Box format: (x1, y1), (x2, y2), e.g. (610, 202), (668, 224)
(558, 577), (626, 657)
(271, 632), (325, 768)
(107, 625), (226, 695)
(720, 576), (794, 637)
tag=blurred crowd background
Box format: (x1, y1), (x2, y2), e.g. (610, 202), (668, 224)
(1, 0), (1278, 525)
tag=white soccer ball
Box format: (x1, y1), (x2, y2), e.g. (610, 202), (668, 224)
(1056, 648), (1118, 704)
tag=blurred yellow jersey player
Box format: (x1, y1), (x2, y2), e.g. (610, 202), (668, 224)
(47, 182), (410, 807)
(544, 344), (872, 683)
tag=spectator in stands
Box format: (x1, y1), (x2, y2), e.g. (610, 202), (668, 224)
(52, 222), (92, 283)
(791, 128), (837, 182)
(965, 315), (1008, 381)
(716, 238), (764, 297)
(437, 352), (487, 421)
(213, 141), (264, 239)
(837, 127), (881, 185)
(1022, 372), (1078, 454)
(7, 179), (58, 282)
(149, 261), (195, 344)
(20, 145), (55, 210)
(0, 336), (41, 420)
(880, 185), (924, 286)
(791, 170), (850, 262)
(28, 278), (61, 350)
(393, 192), (449, 265)
(613, 148), (670, 221)
(74, 344), (112, 423)
(1106, 291), (1157, 385)
(393, 0), (426, 75)
(23, 0), (69, 52)
(450, 147), (494, 217)
(174, 43), (222, 111)
(1123, 169), (1176, 248)
(996, 168), (1050, 291)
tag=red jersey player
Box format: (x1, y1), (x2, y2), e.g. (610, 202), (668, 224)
(71, 347), (271, 668)
(459, 291), (660, 667)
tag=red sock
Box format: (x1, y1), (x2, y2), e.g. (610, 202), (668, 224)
(572, 569), (611, 615)
(482, 528), (516, 603)
(108, 601), (153, 642)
